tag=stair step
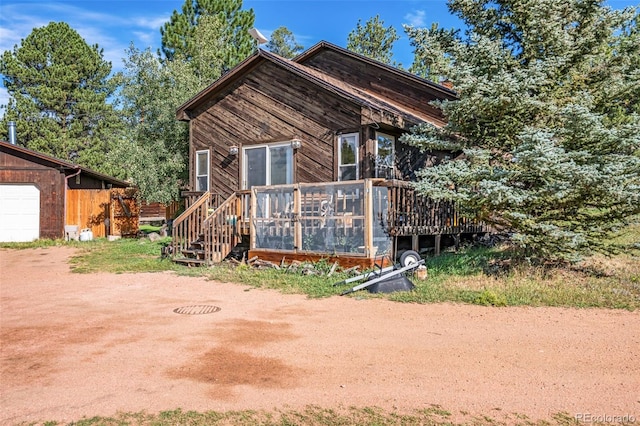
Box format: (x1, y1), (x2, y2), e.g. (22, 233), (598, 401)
(173, 257), (208, 267)
(182, 249), (205, 259)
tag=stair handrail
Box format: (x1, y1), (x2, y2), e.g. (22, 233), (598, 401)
(202, 192), (241, 263)
(171, 192), (212, 257)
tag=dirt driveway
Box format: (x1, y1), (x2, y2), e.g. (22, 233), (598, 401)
(1, 247), (638, 425)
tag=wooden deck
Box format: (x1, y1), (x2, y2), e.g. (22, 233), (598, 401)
(172, 179), (488, 266)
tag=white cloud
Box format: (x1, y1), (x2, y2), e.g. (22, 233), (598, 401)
(404, 10), (426, 28)
(0, 1), (173, 117)
(0, 2), (169, 73)
(133, 31), (155, 45)
(128, 15), (172, 47)
(135, 16), (171, 31)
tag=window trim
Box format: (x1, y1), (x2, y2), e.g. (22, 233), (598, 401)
(337, 133), (359, 181)
(195, 149), (210, 192)
(242, 141), (294, 189)
(374, 131), (396, 179)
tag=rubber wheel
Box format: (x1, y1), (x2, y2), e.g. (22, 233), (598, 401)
(399, 250), (421, 267)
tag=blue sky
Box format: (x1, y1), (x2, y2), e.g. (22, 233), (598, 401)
(0, 0), (637, 111)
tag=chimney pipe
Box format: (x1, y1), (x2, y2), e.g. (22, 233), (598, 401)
(8, 121), (17, 145)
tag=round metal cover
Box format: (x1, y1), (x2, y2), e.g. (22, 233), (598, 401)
(173, 305), (221, 315)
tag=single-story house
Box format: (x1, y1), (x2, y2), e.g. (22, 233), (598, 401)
(171, 41), (486, 267)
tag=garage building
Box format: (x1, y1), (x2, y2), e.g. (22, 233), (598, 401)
(0, 140), (132, 242)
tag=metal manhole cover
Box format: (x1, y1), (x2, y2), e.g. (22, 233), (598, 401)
(173, 305), (221, 315)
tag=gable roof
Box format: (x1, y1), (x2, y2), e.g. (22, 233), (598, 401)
(0, 140), (131, 188)
(176, 41), (455, 127)
(294, 41), (456, 98)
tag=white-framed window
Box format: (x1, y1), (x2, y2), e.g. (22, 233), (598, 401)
(195, 149), (210, 192)
(242, 142), (294, 189)
(375, 132), (395, 179)
(338, 133), (359, 181)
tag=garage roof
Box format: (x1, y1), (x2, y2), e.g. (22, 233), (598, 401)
(0, 140), (131, 188)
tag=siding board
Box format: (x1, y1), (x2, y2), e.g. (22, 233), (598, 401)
(299, 50), (451, 124)
(65, 189), (111, 237)
(0, 154), (65, 238)
(189, 60), (361, 193)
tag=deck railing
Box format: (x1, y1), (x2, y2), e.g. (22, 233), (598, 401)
(249, 179), (487, 259)
(171, 192), (219, 257)
(250, 180), (391, 258)
(173, 181), (487, 264)
(202, 193), (244, 263)
(381, 180), (487, 236)
(172, 191), (250, 264)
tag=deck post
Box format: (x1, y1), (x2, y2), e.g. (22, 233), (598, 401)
(412, 234), (419, 252)
(364, 179), (374, 257)
(250, 188), (257, 250)
(435, 234), (441, 256)
(294, 186), (302, 251)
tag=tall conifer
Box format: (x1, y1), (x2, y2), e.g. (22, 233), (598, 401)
(0, 22), (122, 173)
(404, 0), (640, 262)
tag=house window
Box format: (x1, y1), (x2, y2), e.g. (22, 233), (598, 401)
(375, 132), (395, 179)
(338, 133), (359, 181)
(242, 142), (294, 189)
(195, 150), (210, 192)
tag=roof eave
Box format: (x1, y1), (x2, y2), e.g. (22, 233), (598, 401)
(176, 50), (263, 121)
(294, 41), (458, 99)
(0, 140), (132, 187)
(176, 48), (367, 121)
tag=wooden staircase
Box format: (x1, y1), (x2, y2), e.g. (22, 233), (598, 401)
(171, 192), (244, 266)
(175, 234), (208, 266)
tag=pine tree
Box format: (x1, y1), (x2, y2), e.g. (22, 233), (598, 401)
(347, 15), (399, 65)
(403, 0), (640, 262)
(160, 0), (255, 69)
(266, 27), (304, 59)
(0, 22), (122, 173)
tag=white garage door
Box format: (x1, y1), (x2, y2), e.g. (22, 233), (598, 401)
(0, 184), (40, 242)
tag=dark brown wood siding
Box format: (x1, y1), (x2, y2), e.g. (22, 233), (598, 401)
(66, 173), (115, 190)
(0, 152), (66, 239)
(359, 126), (456, 182)
(299, 50), (453, 125)
(189, 60), (362, 196)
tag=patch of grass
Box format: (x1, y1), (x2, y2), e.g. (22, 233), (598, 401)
(3, 228), (638, 309)
(1, 237), (184, 275)
(138, 224), (162, 234)
(199, 245), (639, 310)
(68, 238), (182, 274)
(387, 249), (639, 310)
(31, 406), (583, 426)
(420, 246), (495, 277)
(206, 262), (349, 298)
(0, 239), (75, 250)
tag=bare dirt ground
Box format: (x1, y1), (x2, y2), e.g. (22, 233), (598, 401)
(1, 247), (638, 425)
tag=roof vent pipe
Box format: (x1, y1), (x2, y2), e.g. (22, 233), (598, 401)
(8, 121), (17, 145)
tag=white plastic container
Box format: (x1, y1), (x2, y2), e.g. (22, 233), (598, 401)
(79, 228), (93, 241)
(64, 225), (79, 241)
